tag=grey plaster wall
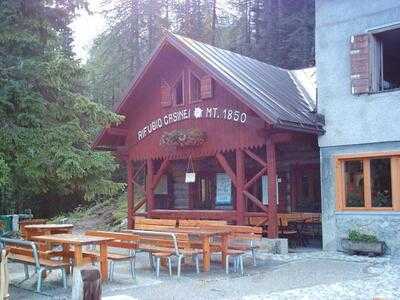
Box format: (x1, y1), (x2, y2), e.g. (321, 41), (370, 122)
(320, 142), (400, 255)
(316, 0), (400, 148)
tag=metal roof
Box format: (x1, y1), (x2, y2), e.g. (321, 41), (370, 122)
(167, 33), (323, 132)
(93, 33), (323, 150)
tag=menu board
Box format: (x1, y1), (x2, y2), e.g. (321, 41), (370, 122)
(216, 173), (232, 205)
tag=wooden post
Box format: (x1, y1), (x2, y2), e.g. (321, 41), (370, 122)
(146, 159), (155, 214)
(266, 138), (278, 238)
(236, 149), (245, 225)
(127, 161), (134, 229)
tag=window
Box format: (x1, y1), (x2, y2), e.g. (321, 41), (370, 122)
(350, 27), (400, 94)
(344, 160), (364, 207)
(190, 74), (201, 102)
(174, 78), (183, 105)
(372, 28), (400, 92)
(371, 158), (392, 207)
(336, 153), (400, 210)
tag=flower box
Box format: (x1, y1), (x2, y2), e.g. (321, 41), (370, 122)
(341, 238), (385, 256)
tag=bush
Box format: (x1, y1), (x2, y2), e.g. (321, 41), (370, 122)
(348, 230), (378, 243)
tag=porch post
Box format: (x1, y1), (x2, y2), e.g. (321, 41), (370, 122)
(236, 149), (245, 225)
(266, 138), (278, 238)
(127, 160), (134, 229)
(146, 159), (154, 215)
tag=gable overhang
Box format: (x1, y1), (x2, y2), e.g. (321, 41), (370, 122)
(93, 33), (322, 150)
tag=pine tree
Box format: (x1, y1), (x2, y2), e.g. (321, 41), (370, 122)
(0, 0), (124, 214)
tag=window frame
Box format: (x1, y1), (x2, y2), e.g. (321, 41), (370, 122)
(172, 72), (185, 107)
(368, 23), (400, 93)
(335, 152), (400, 211)
(189, 70), (202, 103)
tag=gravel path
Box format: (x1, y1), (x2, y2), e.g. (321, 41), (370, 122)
(7, 250), (400, 300)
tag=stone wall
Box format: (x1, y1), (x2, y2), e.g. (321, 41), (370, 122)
(320, 142), (400, 255)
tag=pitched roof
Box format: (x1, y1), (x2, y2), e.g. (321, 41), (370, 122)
(94, 33), (323, 150)
(167, 34), (322, 132)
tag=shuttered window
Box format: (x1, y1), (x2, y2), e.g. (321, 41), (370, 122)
(351, 28), (400, 95)
(350, 34), (371, 94)
(190, 74), (201, 102)
(160, 80), (172, 107)
(200, 75), (213, 99)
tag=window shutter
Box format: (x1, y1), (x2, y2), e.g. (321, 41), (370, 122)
(350, 34), (371, 94)
(200, 75), (213, 99)
(160, 80), (172, 107)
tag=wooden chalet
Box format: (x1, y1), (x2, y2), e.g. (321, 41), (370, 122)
(93, 33), (324, 238)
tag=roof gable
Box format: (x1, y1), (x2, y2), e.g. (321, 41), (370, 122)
(94, 33), (323, 150)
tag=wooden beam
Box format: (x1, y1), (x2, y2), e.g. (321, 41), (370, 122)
(391, 157), (400, 210)
(215, 153), (237, 187)
(243, 191), (268, 214)
(236, 149), (245, 225)
(244, 149), (267, 167)
(132, 179), (145, 193)
(152, 159), (170, 189)
(244, 166), (267, 190)
(133, 162), (146, 180)
(133, 198), (146, 212)
(146, 159), (155, 213)
(127, 161), (134, 229)
(266, 138), (278, 238)
(149, 209), (237, 221)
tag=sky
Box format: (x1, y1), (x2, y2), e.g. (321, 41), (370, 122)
(70, 0), (232, 63)
(70, 0), (107, 62)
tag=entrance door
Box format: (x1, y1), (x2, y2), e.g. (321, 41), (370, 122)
(192, 173), (215, 210)
(173, 175), (189, 209)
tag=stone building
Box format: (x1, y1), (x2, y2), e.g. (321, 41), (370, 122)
(316, 0), (400, 254)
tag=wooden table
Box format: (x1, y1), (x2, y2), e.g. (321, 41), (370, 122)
(31, 233), (114, 281)
(24, 224), (74, 241)
(126, 227), (231, 272)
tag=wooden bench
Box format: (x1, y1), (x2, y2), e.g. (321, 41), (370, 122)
(178, 220), (228, 253)
(134, 218), (177, 230)
(0, 238), (67, 292)
(226, 225), (262, 267)
(178, 220), (227, 228)
(129, 229), (201, 278)
(19, 219), (47, 240)
(179, 221), (261, 266)
(83, 231), (138, 281)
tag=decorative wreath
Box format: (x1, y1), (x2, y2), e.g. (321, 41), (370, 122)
(160, 128), (207, 147)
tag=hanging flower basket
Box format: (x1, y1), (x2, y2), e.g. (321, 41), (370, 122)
(160, 128), (206, 147)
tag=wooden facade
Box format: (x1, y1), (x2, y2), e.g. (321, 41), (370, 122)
(94, 33), (323, 238)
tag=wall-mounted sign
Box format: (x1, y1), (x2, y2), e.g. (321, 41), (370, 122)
(216, 173), (232, 206)
(137, 106), (247, 141)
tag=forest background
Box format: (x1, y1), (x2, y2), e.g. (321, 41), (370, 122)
(0, 0), (314, 220)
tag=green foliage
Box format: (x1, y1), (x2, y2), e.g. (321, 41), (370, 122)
(0, 0), (124, 214)
(85, 0), (315, 110)
(348, 230), (379, 243)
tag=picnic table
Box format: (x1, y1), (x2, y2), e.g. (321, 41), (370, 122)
(125, 227), (231, 272)
(31, 233), (114, 281)
(24, 224), (74, 241)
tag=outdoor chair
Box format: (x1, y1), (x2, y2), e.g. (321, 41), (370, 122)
(84, 230), (138, 281)
(225, 249), (245, 276)
(0, 237), (67, 292)
(130, 230), (201, 278)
